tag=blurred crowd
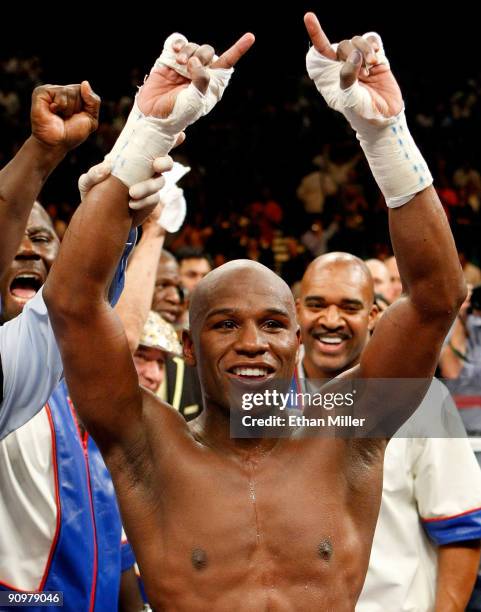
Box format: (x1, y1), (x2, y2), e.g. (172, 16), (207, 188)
(2, 54), (481, 290)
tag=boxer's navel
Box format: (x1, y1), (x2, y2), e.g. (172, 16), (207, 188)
(191, 548), (208, 570)
(317, 538), (333, 562)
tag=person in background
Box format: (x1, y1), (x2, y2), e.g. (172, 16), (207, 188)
(133, 310), (182, 394)
(176, 246), (213, 295)
(385, 255), (403, 301)
(0, 80), (169, 610)
(295, 253), (481, 612)
(365, 258), (394, 304)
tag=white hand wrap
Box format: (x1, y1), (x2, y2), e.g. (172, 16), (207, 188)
(156, 33), (233, 121)
(306, 34), (432, 207)
(157, 162), (190, 233)
(108, 33), (233, 188)
(155, 33), (191, 79)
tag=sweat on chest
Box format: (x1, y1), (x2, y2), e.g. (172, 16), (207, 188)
(155, 450), (355, 574)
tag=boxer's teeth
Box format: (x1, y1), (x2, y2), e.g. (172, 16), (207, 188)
(232, 367), (268, 377)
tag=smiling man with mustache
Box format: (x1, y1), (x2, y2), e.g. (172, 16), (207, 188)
(296, 253), (481, 611)
(296, 253), (377, 379)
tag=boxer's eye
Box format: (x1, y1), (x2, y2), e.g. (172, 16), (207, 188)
(214, 320), (237, 330)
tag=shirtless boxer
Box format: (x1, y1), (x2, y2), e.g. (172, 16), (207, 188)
(44, 18), (465, 611)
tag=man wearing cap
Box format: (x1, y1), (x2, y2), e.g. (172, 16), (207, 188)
(133, 308), (202, 419)
(133, 310), (182, 393)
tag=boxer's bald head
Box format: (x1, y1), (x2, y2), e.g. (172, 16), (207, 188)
(185, 260), (300, 413)
(190, 260), (296, 331)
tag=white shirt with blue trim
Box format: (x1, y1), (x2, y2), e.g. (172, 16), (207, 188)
(357, 379), (481, 611)
(0, 288), (63, 440)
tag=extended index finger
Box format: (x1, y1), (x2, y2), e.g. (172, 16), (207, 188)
(304, 12), (336, 60)
(211, 32), (255, 69)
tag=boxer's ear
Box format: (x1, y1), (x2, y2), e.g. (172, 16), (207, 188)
(368, 303), (379, 332)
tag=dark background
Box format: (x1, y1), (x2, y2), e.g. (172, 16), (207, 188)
(2, 4), (476, 96)
(2, 3), (480, 266)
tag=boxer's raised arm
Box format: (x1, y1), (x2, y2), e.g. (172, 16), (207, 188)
(305, 14), (465, 385)
(44, 33), (254, 458)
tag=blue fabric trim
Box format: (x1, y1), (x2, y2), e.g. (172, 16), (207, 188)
(121, 541), (136, 572)
(0, 231), (135, 316)
(87, 435), (123, 611)
(48, 382), (123, 611)
(423, 508), (481, 545)
(1, 382), (124, 611)
(41, 381), (96, 611)
(138, 575), (148, 604)
(108, 228), (137, 307)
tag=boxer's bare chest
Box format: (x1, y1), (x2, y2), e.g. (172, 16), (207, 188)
(140, 436), (383, 609)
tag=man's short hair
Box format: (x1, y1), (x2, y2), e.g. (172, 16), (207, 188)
(175, 247), (213, 268)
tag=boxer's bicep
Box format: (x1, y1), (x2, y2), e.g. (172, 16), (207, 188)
(55, 300), (147, 456)
(361, 298), (444, 380)
(355, 299), (445, 433)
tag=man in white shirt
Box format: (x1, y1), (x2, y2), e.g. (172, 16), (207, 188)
(0, 82), (100, 437)
(296, 253), (481, 611)
(0, 81), (166, 439)
(0, 79), (172, 609)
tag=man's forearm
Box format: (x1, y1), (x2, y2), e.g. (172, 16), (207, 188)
(435, 541), (481, 611)
(305, 27), (465, 320)
(115, 227), (165, 353)
(0, 136), (65, 275)
(389, 186), (466, 320)
(44, 176), (132, 318)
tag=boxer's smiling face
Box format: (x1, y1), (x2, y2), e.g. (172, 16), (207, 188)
(0, 203), (59, 322)
(184, 263), (300, 415)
